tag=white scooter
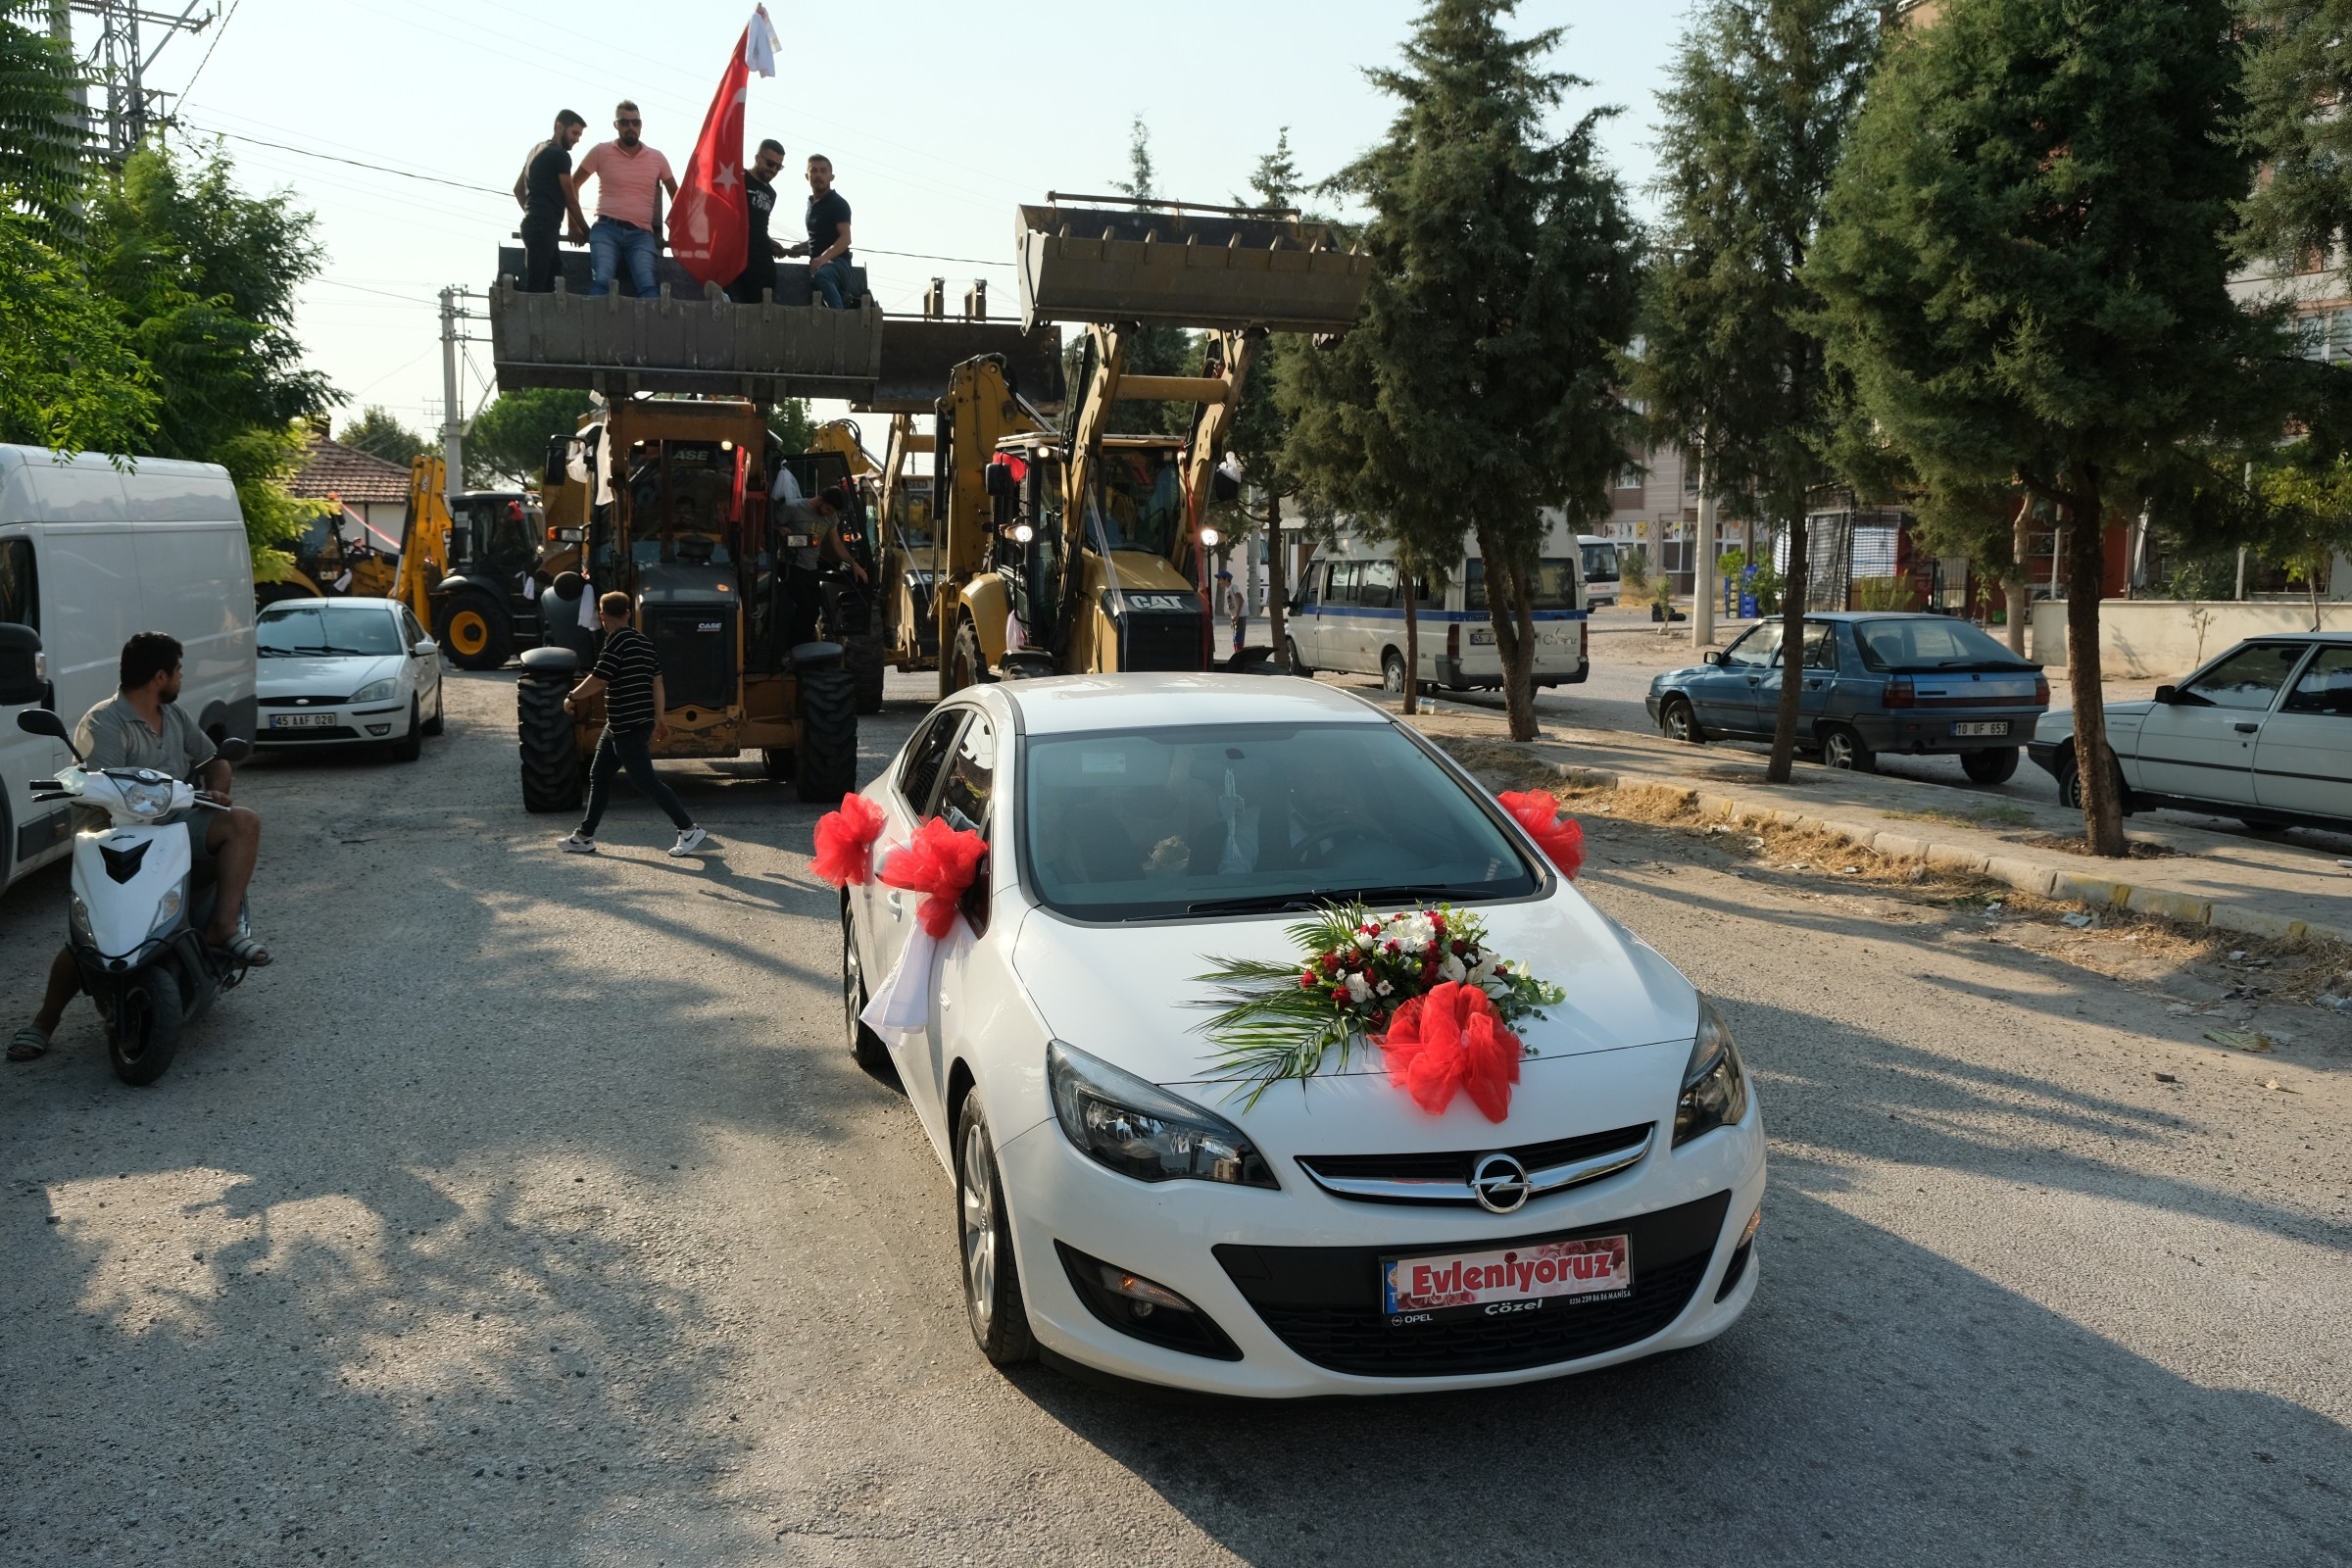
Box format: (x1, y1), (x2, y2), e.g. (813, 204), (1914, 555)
(16, 709), (256, 1086)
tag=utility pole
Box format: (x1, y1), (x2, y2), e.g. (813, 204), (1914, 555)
(438, 286), (483, 496)
(66, 0), (216, 166)
(1691, 436), (1716, 648)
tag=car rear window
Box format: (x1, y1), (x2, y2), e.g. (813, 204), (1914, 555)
(1020, 722), (1538, 920)
(1855, 617), (2031, 670)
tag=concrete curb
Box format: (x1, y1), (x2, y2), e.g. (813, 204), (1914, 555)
(1464, 747), (2352, 949)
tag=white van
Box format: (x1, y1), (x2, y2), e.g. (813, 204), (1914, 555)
(1285, 529), (1590, 693)
(0, 446), (257, 891)
(1578, 535), (1621, 608)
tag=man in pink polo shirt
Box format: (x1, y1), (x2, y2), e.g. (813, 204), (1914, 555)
(574, 99), (678, 298)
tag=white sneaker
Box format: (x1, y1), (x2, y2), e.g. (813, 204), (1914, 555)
(668, 826), (710, 858)
(559, 831), (597, 854)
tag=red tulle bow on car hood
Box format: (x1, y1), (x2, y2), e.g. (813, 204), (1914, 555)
(1381, 980), (1524, 1122)
(810, 794), (887, 888)
(1498, 789), (1585, 879)
(879, 817), (988, 938)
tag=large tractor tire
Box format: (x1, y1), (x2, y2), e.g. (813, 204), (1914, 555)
(845, 633), (886, 714)
(793, 666), (858, 804)
(517, 675), (583, 812)
(438, 592), (514, 671)
(948, 618), (990, 694)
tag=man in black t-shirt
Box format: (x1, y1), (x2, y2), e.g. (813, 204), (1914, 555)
(787, 153), (855, 309)
(558, 592), (708, 858)
(514, 110), (591, 293)
(729, 138), (788, 306)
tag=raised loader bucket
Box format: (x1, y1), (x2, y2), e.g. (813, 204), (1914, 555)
(1017, 198), (1371, 334)
(862, 318), (1065, 414)
(489, 249), (885, 402)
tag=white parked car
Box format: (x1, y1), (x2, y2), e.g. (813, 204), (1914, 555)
(839, 674), (1765, 1396)
(253, 597), (444, 761)
(2030, 633), (2352, 833)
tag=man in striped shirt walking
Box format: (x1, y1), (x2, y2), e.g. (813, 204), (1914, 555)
(558, 592), (709, 858)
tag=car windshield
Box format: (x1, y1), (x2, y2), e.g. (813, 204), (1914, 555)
(1580, 543), (1619, 583)
(1854, 617), (2030, 670)
(257, 604), (405, 657)
(1021, 722), (1540, 920)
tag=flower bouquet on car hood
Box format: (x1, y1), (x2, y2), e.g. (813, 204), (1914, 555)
(1196, 903), (1567, 1120)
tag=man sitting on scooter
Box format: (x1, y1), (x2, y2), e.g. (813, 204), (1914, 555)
(8, 632), (270, 1063)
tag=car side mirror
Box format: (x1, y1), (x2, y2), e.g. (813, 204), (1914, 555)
(1702, 649), (1726, 666)
(217, 737), (252, 763)
(2153, 684), (2178, 705)
(0, 623), (44, 708)
(414, 639), (438, 659)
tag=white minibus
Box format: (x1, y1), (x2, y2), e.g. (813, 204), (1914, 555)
(1285, 528), (1590, 693)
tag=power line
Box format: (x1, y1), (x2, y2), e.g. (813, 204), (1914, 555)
(181, 122), (508, 196)
(176, 0), (238, 97)
(313, 277), (439, 305)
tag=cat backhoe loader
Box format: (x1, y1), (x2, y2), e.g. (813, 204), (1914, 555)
(923, 195), (1369, 695)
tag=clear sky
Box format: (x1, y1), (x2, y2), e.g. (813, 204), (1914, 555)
(83, 0), (1690, 440)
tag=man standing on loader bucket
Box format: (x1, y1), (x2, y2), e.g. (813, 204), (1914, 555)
(730, 138), (788, 306)
(575, 101), (677, 300)
(788, 154), (854, 309)
(558, 593), (709, 858)
(514, 109), (590, 293)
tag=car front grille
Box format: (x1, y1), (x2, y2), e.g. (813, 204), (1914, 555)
(259, 694), (352, 707)
(1296, 1122), (1654, 1205)
(257, 726), (360, 742)
(1213, 1190), (1729, 1378)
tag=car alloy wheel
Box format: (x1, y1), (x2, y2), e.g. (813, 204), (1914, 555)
(1821, 726), (1874, 772)
(955, 1098), (1035, 1365)
(1382, 651), (1405, 695)
(1662, 698), (1699, 744)
(959, 1118), (999, 1338)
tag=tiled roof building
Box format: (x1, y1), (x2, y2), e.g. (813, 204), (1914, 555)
(289, 433), (412, 508)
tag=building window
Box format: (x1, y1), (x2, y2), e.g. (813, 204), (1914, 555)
(1614, 466), (1643, 494)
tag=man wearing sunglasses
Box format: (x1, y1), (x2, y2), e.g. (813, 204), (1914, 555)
(575, 100), (677, 299)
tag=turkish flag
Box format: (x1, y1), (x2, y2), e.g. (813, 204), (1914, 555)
(668, 8), (779, 288)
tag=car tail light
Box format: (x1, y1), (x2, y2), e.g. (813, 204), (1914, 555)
(1882, 677), (1915, 710)
(1446, 622), (1460, 662)
(2033, 674), (2049, 706)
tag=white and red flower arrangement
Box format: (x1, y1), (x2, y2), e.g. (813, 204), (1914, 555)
(810, 796), (987, 1038)
(1193, 790), (1585, 1122)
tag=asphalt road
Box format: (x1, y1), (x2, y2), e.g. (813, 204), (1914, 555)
(2, 667), (2346, 1566)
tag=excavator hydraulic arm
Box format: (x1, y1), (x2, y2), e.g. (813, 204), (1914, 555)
(391, 456), (455, 629)
(933, 357), (1052, 669)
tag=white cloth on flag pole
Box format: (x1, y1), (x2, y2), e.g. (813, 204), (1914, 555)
(745, 5), (779, 76)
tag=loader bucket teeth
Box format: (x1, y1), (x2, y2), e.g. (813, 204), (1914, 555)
(1014, 203), (1371, 334)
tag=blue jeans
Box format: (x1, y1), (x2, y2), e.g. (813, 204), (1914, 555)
(589, 219), (659, 298)
(579, 725), (694, 836)
(810, 255), (856, 310)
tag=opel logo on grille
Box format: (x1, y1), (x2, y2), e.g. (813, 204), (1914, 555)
(1469, 1152), (1531, 1214)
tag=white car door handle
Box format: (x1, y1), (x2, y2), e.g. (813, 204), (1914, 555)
(885, 890), (905, 918)
(2232, 721), (2260, 734)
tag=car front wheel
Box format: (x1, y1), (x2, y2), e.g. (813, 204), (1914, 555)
(1660, 696), (1701, 745)
(956, 1096), (1036, 1367)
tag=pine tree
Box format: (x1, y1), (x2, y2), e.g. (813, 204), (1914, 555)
(1638, 0), (1878, 781)
(339, 407), (429, 467)
(1279, 0), (1640, 736)
(1809, 0), (2282, 855)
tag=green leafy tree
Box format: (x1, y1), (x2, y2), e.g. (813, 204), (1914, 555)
(1280, 0), (1640, 736)
(0, 2), (89, 243)
(339, 406), (428, 467)
(0, 212), (156, 454)
(2235, 0), (2352, 278)
(465, 387), (592, 488)
(1226, 129), (1316, 669)
(1809, 0), (2284, 855)
(1638, 0), (1878, 780)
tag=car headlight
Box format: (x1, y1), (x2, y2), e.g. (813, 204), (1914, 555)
(1048, 1041), (1279, 1189)
(1674, 997), (1749, 1147)
(349, 679), (397, 704)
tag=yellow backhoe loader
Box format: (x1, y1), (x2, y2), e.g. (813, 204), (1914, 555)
(920, 195), (1368, 696)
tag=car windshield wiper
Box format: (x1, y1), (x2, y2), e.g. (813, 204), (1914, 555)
(1186, 894), (1327, 916)
(1328, 883), (1494, 907)
(257, 646), (298, 657)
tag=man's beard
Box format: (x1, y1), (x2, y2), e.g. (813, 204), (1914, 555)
(160, 686), (180, 705)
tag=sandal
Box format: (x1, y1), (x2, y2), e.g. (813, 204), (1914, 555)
(212, 933), (272, 969)
(8, 1026), (50, 1062)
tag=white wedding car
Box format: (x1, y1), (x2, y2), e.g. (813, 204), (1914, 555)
(838, 674), (1765, 1396)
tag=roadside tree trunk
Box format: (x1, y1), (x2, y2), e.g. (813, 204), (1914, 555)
(2063, 472), (2126, 856)
(2004, 501), (2031, 656)
(1264, 494), (1289, 671)
(1478, 522), (1541, 741)
(1765, 509), (1809, 782)
(1400, 568), (1420, 714)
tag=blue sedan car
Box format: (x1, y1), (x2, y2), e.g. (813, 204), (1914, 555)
(1645, 612), (2050, 783)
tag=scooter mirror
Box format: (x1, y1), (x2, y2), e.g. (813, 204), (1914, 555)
(15, 708), (68, 741)
(217, 737), (253, 763)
